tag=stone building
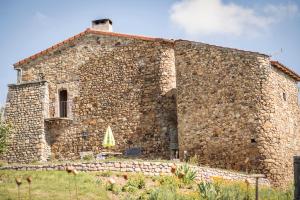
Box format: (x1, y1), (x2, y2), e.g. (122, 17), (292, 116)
(3, 19), (300, 186)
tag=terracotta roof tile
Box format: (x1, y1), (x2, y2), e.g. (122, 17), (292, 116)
(12, 29), (300, 82)
(14, 28), (171, 67)
(271, 61), (300, 82)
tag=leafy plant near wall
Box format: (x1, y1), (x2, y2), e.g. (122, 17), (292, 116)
(175, 164), (197, 185)
(0, 107), (11, 154)
(198, 181), (222, 200)
(122, 174), (146, 192)
(82, 154), (94, 161)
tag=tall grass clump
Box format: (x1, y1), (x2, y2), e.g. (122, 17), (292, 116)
(122, 174), (145, 193)
(198, 177), (294, 200)
(175, 164), (197, 185)
(106, 177), (121, 194)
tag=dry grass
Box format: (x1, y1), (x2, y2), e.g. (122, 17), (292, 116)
(0, 170), (293, 200)
(0, 170), (109, 200)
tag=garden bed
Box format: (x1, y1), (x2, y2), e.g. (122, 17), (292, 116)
(0, 169), (293, 200)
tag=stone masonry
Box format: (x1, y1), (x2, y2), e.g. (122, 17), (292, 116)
(5, 30), (177, 162)
(175, 40), (300, 187)
(4, 81), (51, 163)
(0, 161), (270, 185)
(175, 40), (270, 172)
(2, 20), (300, 187)
(260, 64), (300, 186)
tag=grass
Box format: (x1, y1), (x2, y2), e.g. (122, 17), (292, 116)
(0, 170), (109, 200)
(0, 170), (294, 200)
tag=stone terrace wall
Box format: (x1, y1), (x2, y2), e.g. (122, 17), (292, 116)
(14, 33), (177, 160)
(3, 81), (50, 163)
(175, 40), (270, 173)
(0, 161), (269, 185)
(259, 66), (300, 186)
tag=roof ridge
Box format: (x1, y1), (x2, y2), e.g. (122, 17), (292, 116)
(12, 30), (300, 82)
(270, 61), (300, 81)
(14, 28), (172, 67)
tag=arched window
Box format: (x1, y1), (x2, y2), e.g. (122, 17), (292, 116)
(59, 90), (68, 117)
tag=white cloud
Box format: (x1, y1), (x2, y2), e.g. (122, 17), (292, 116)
(170, 0), (298, 36)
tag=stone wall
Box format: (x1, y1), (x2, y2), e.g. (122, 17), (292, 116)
(0, 161), (269, 185)
(3, 81), (50, 163)
(175, 40), (300, 187)
(10, 33), (177, 161)
(259, 66), (300, 186)
(175, 40), (270, 173)
(75, 37), (176, 159)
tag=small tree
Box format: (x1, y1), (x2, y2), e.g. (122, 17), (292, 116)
(0, 106), (11, 154)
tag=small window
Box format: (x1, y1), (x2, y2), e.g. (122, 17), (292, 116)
(251, 138), (256, 144)
(59, 90), (68, 118)
(16, 69), (22, 83)
(283, 92), (287, 101)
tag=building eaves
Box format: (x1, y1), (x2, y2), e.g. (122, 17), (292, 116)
(13, 28), (173, 67)
(271, 61), (300, 82)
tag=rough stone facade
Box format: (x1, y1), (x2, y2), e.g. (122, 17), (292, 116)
(4, 81), (50, 163)
(175, 40), (300, 187)
(3, 24), (300, 187)
(175, 40), (270, 171)
(259, 66), (300, 186)
(5, 32), (177, 162)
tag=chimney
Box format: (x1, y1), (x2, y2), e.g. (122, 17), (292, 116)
(91, 19), (113, 32)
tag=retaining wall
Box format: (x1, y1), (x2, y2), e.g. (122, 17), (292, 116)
(0, 161), (269, 185)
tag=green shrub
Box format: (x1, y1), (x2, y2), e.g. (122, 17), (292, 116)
(188, 155), (200, 165)
(198, 179), (294, 200)
(175, 164), (197, 184)
(148, 186), (177, 200)
(122, 174), (145, 192)
(99, 171), (112, 177)
(198, 181), (221, 200)
(157, 175), (181, 189)
(106, 183), (121, 195)
(0, 109), (11, 154)
(82, 154), (94, 161)
(259, 185), (294, 200)
(148, 186), (196, 200)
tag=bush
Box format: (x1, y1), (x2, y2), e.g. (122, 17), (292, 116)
(82, 154), (94, 161)
(148, 186), (177, 200)
(148, 186), (197, 200)
(122, 174), (145, 192)
(198, 178), (294, 200)
(106, 183), (121, 195)
(0, 108), (11, 155)
(198, 181), (221, 200)
(99, 171), (112, 177)
(188, 155), (200, 165)
(157, 175), (182, 189)
(175, 164), (197, 184)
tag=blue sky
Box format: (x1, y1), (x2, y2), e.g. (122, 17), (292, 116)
(0, 0), (300, 105)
